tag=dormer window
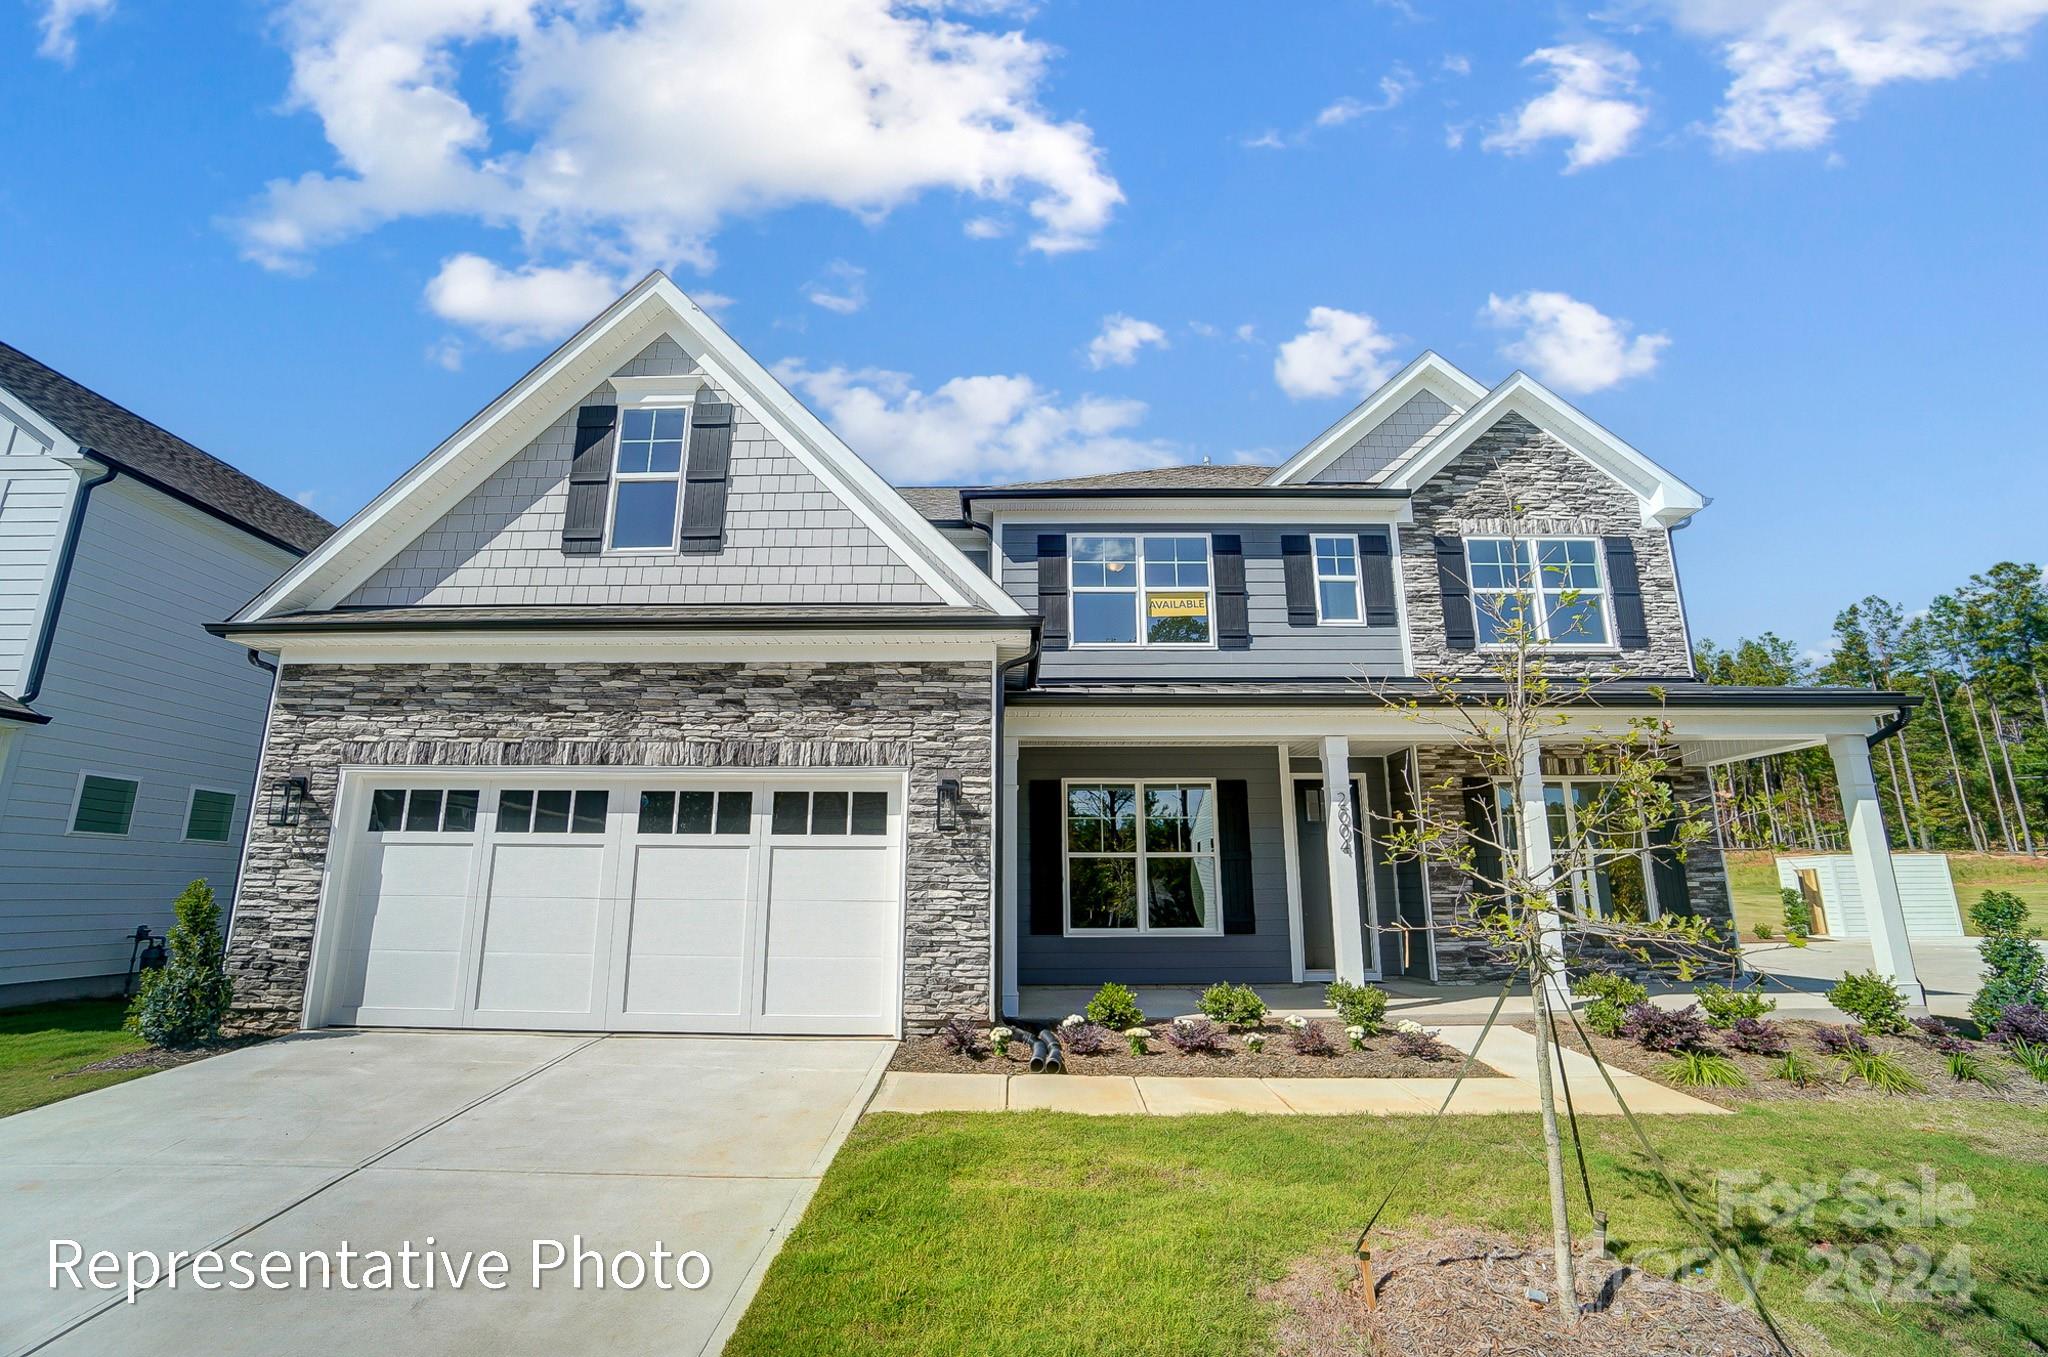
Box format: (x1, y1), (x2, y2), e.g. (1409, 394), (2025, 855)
(1070, 534), (1212, 647)
(606, 407), (688, 550)
(1467, 536), (1610, 647)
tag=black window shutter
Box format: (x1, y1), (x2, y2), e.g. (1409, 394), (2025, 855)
(1460, 777), (1503, 908)
(1028, 780), (1065, 934)
(1649, 795), (1694, 917)
(1036, 535), (1069, 649)
(562, 405), (616, 556)
(1218, 779), (1255, 934)
(1281, 534), (1316, 626)
(1213, 534), (1250, 649)
(678, 390), (735, 554)
(1435, 534), (1476, 651)
(1359, 528), (1397, 627)
(1603, 536), (1650, 651)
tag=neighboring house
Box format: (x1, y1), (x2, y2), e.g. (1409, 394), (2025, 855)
(213, 273), (1928, 1040)
(0, 343), (333, 1006)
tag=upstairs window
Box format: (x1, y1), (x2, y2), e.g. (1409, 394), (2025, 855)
(1312, 534), (1362, 623)
(1070, 534), (1212, 646)
(1467, 537), (1609, 647)
(607, 407), (687, 550)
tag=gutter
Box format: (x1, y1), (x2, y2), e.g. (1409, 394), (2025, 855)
(19, 459), (118, 706)
(1006, 682), (1923, 710)
(1866, 705), (1913, 749)
(208, 612), (1035, 639)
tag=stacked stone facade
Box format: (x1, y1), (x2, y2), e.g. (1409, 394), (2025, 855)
(225, 659), (992, 1035)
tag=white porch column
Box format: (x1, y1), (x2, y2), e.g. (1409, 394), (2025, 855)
(998, 735), (1021, 1018)
(1319, 735), (1369, 985)
(1827, 733), (1926, 1004)
(1516, 738), (1570, 1004)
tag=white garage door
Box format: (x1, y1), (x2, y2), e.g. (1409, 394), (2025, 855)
(315, 775), (903, 1035)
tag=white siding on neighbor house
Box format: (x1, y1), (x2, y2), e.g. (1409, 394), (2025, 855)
(343, 337), (940, 607)
(1775, 853), (1965, 939)
(0, 456), (77, 695)
(0, 476), (295, 990)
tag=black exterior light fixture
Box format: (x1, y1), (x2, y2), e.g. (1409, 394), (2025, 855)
(267, 771), (311, 828)
(124, 925), (165, 997)
(935, 770), (964, 831)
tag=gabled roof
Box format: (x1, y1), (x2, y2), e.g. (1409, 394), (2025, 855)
(235, 272), (1023, 623)
(1382, 370), (1707, 526)
(0, 340), (333, 555)
(1265, 351), (1488, 486)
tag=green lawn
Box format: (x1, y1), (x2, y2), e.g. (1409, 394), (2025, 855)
(729, 1103), (2048, 1357)
(0, 999), (151, 1117)
(1728, 850), (2048, 939)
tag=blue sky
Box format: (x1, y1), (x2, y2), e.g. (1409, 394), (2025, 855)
(5, 0), (2046, 654)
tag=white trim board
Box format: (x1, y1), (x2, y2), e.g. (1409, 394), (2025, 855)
(228, 629), (1032, 667)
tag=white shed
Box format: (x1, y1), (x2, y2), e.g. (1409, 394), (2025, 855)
(1775, 853), (1965, 940)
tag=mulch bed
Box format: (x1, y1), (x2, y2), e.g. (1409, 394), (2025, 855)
(1262, 1228), (1781, 1357)
(1513, 1017), (2048, 1110)
(890, 1020), (1503, 1080)
(64, 1037), (264, 1077)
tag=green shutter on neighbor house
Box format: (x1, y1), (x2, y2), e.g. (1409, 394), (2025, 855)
(185, 789), (236, 843)
(73, 775), (138, 835)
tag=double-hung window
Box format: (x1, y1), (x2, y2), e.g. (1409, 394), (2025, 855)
(1312, 534), (1363, 623)
(1070, 534), (1212, 646)
(1063, 780), (1220, 935)
(1466, 537), (1609, 647)
(1493, 779), (1658, 922)
(607, 407), (688, 550)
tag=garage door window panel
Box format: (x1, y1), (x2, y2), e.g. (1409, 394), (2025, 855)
(772, 789), (889, 836)
(367, 787), (480, 834)
(638, 788), (753, 835)
(498, 788), (610, 834)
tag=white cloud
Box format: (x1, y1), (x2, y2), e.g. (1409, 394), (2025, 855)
(1444, 121), (1471, 149)
(1250, 67), (1416, 147)
(236, 0), (1123, 336)
(1442, 52), (1472, 76)
(1482, 43), (1649, 171)
(423, 254), (627, 348)
(425, 337), (465, 371)
(689, 289), (735, 317)
(962, 215), (1009, 239)
(1654, 0), (2048, 151)
(1233, 323), (1258, 343)
(1482, 290), (1669, 393)
(1273, 307), (1400, 400)
(804, 261), (868, 315)
(776, 361), (1180, 483)
(1086, 314), (1168, 369)
(35, 0), (114, 62)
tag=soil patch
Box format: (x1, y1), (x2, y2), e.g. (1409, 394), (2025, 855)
(64, 1038), (263, 1077)
(1262, 1228), (1781, 1357)
(891, 1020), (1504, 1079)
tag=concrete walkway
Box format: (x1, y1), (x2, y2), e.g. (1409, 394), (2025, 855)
(869, 1025), (1725, 1117)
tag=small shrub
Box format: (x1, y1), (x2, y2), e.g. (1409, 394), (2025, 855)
(2005, 1039), (2048, 1083)
(1828, 970), (1909, 1035)
(1057, 1021), (1112, 1056)
(1087, 983), (1145, 1031)
(1836, 1048), (1926, 1094)
(1198, 982), (1268, 1029)
(988, 1025), (1015, 1059)
(1696, 982), (1776, 1030)
(938, 1016), (985, 1058)
(1391, 1025), (1450, 1061)
(1725, 1017), (1790, 1056)
(1573, 971), (1649, 1038)
(1811, 1024), (1870, 1056)
(127, 880), (234, 1048)
(1621, 1002), (1714, 1054)
(1772, 1050), (1820, 1086)
(1753, 923), (1775, 940)
(1969, 890), (2046, 1029)
(1781, 886), (1813, 937)
(1244, 1033), (1267, 1054)
(1344, 1025), (1367, 1051)
(1947, 1050), (2003, 1087)
(1123, 1026), (1150, 1056)
(1660, 1051), (1749, 1088)
(1912, 1015), (1973, 1055)
(1988, 1002), (2048, 1048)
(1290, 1020), (1336, 1056)
(1325, 981), (1390, 1034)
(1164, 1016), (1228, 1055)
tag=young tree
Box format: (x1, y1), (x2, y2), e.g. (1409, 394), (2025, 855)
(128, 879), (235, 1047)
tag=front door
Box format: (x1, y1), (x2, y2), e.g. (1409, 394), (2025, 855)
(1293, 779), (1376, 977)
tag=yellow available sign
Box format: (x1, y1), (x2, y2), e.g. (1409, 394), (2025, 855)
(1148, 592), (1207, 618)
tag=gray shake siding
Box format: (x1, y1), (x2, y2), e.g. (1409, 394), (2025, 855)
(1311, 389), (1459, 484)
(1399, 414), (1694, 678)
(224, 659), (992, 1035)
(1016, 746), (1291, 985)
(999, 523), (1407, 680)
(345, 338), (939, 607)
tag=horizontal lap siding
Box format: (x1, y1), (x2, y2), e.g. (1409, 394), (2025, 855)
(1017, 745), (1292, 985)
(0, 463), (74, 694)
(1000, 523), (1407, 680)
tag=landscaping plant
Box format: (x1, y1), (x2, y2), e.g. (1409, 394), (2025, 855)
(938, 1016), (985, 1058)
(1724, 1016), (1789, 1056)
(1197, 982), (1268, 1029)
(1987, 1001), (2048, 1048)
(1753, 923), (1774, 940)
(1946, 1049), (2002, 1087)
(1391, 1022), (1450, 1061)
(1811, 1025), (1871, 1056)
(1324, 980), (1389, 1034)
(1163, 1016), (1227, 1055)
(1912, 1015), (1973, 1055)
(2004, 1038), (2048, 1082)
(1827, 969), (1910, 1035)
(1968, 890), (2045, 1030)
(1660, 1051), (1748, 1087)
(1695, 981), (1775, 1030)
(987, 1026), (1015, 1059)
(1836, 1047), (1926, 1094)
(1243, 1033), (1267, 1053)
(1569, 970), (1647, 1038)
(1056, 1022), (1111, 1057)
(1344, 1025), (1367, 1051)
(1771, 1050), (1820, 1086)
(1086, 983), (1145, 1031)
(1780, 885), (1812, 942)
(1122, 1027), (1149, 1056)
(1620, 1002), (1715, 1054)
(126, 879), (234, 1048)
(1288, 1019), (1335, 1056)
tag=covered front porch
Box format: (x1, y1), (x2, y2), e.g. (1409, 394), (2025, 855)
(994, 683), (1928, 1017)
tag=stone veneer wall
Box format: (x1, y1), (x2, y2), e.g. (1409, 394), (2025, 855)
(226, 660), (992, 1035)
(1399, 413), (1695, 678)
(1409, 748), (1734, 985)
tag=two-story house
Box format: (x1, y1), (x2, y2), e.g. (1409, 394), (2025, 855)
(0, 342), (333, 1006)
(213, 273), (1927, 1040)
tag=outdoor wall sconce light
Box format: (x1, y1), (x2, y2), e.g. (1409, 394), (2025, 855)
(935, 770), (963, 830)
(124, 925), (165, 998)
(267, 772), (311, 828)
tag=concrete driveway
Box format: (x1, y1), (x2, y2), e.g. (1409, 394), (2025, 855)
(1740, 938), (1987, 1019)
(0, 1031), (891, 1357)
